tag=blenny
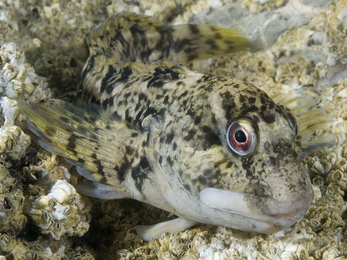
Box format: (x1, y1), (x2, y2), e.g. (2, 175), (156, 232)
(19, 13), (326, 241)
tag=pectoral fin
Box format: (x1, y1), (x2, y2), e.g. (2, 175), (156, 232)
(18, 100), (145, 198)
(135, 218), (197, 241)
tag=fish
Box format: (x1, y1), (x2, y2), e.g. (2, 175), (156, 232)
(18, 12), (330, 241)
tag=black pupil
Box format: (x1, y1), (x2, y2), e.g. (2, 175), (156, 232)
(235, 130), (246, 142)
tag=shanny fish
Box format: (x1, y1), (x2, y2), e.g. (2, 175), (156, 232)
(19, 13), (330, 241)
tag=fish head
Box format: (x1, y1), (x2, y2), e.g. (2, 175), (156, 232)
(170, 80), (313, 233)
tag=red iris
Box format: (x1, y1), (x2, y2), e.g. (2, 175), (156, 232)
(227, 120), (255, 155)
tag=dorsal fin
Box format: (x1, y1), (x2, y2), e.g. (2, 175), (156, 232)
(87, 12), (253, 65)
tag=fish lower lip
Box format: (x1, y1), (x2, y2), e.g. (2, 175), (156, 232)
(274, 211), (301, 220)
(200, 188), (307, 221)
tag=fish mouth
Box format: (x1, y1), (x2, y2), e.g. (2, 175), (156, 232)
(199, 188), (311, 226)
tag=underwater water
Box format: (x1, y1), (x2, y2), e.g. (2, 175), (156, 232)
(0, 0), (347, 259)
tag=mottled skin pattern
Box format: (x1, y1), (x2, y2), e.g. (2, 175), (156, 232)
(20, 13), (313, 238)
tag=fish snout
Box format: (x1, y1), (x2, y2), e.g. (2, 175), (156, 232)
(199, 158), (314, 229)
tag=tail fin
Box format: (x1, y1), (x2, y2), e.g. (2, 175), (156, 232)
(87, 12), (253, 65)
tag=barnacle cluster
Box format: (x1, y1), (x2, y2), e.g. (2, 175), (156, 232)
(29, 179), (92, 240)
(0, 232), (95, 260)
(243, 0), (288, 12)
(0, 0), (347, 259)
(0, 163), (26, 234)
(0, 10), (95, 257)
(0, 98), (31, 161)
(0, 43), (50, 103)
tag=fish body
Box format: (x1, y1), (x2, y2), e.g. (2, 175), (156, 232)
(19, 13), (314, 240)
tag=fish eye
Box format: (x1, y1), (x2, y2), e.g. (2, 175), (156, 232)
(227, 119), (256, 155)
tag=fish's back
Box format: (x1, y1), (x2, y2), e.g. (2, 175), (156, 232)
(76, 12), (253, 124)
